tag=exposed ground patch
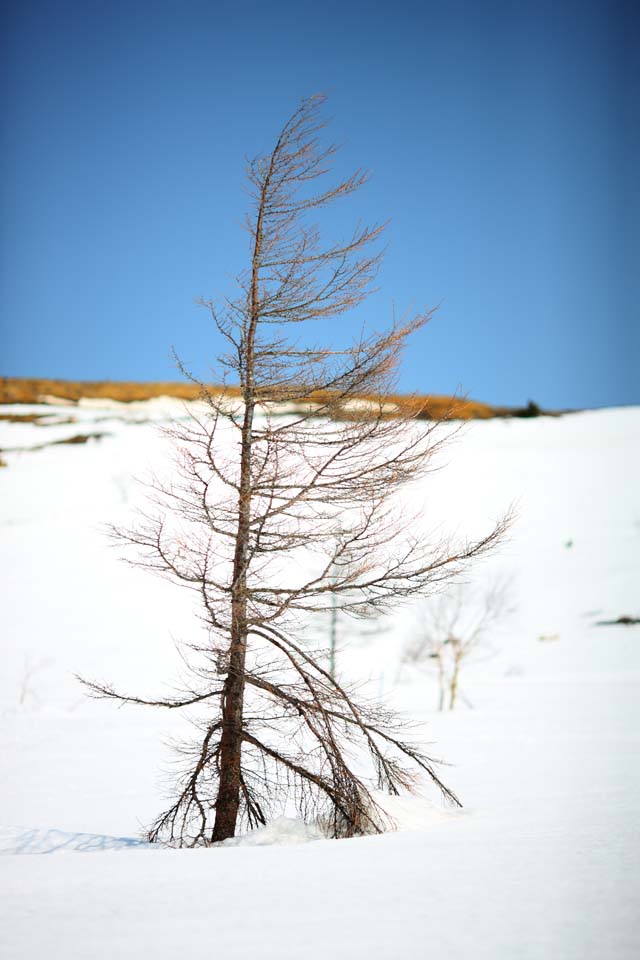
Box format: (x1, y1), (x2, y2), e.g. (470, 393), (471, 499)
(0, 432), (110, 458)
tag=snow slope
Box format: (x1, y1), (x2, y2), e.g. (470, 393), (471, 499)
(1, 402), (639, 958)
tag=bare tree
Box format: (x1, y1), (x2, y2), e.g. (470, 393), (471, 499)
(403, 579), (513, 710)
(18, 654), (52, 707)
(81, 95), (508, 845)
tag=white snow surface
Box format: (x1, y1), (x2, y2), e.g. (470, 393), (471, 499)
(1, 402), (639, 958)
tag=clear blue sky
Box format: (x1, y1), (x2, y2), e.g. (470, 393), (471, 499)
(1, 0), (637, 408)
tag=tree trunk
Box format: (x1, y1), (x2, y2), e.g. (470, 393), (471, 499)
(329, 591), (338, 679)
(437, 654), (446, 712)
(448, 660), (460, 711)
(211, 398), (254, 842)
(211, 172), (266, 841)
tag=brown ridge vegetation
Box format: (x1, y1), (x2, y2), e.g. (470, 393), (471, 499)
(0, 377), (538, 420)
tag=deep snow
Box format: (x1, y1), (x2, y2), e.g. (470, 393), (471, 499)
(1, 401), (639, 958)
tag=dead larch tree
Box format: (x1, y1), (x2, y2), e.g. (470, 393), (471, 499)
(82, 95), (508, 845)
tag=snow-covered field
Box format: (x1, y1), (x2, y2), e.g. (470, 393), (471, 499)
(1, 400), (639, 959)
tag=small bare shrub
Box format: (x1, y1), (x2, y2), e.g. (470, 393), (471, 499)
(403, 579), (513, 710)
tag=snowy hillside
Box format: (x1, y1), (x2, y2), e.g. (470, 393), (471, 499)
(1, 401), (639, 959)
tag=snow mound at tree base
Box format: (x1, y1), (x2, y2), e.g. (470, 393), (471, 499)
(0, 818), (325, 854)
(0, 800), (456, 855)
(220, 816), (325, 847)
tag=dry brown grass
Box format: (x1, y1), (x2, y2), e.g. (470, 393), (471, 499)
(0, 377), (530, 420)
(0, 377), (208, 405)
